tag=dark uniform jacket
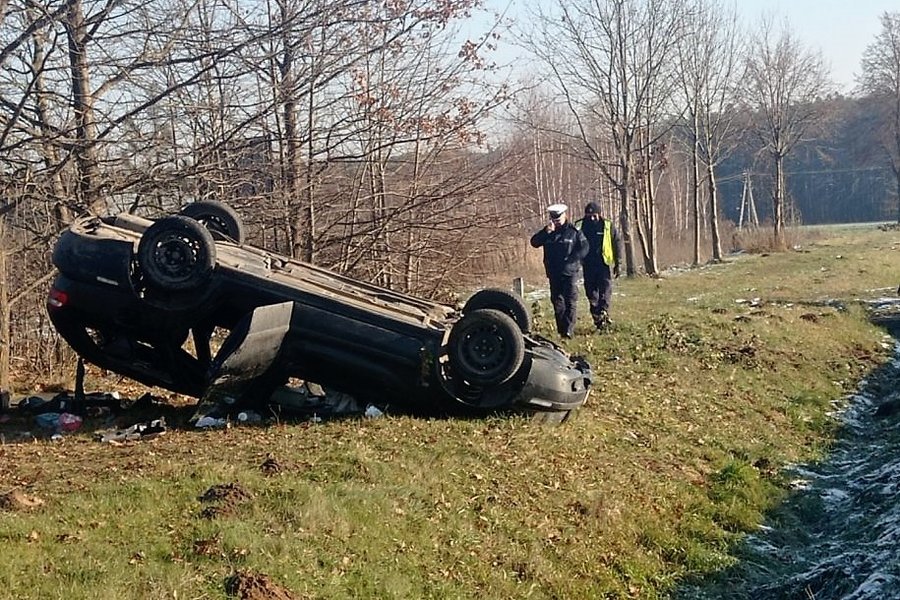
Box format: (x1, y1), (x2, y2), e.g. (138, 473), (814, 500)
(530, 222), (589, 278)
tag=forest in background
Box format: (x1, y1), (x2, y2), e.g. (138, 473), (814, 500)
(717, 94), (897, 226)
(1, 0), (899, 390)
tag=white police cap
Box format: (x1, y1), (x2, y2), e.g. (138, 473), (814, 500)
(547, 203), (568, 215)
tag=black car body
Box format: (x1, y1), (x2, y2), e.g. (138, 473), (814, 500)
(47, 203), (591, 420)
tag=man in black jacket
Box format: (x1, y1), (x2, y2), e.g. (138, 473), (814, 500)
(530, 204), (589, 338)
(579, 201), (623, 331)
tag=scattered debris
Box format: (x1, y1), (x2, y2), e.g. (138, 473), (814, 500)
(96, 418), (167, 444)
(34, 413), (60, 431)
(237, 411), (263, 424)
(58, 413), (83, 432)
(15, 391), (124, 416)
(195, 416), (228, 429)
(735, 297), (762, 307)
(190, 380), (372, 427)
(267, 383), (362, 419)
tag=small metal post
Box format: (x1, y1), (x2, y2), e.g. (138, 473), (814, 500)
(513, 277), (524, 297)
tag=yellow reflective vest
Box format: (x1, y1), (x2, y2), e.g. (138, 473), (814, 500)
(577, 218), (615, 267)
(600, 219), (614, 266)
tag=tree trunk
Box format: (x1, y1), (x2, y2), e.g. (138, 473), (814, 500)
(644, 172), (659, 275)
(369, 154), (390, 287)
(0, 222), (8, 391)
(773, 153), (786, 248)
(65, 0), (102, 214)
(706, 161), (723, 261)
(285, 115), (301, 259)
(896, 174), (900, 225)
(618, 178), (636, 277)
(691, 113), (701, 266)
(30, 11), (69, 227)
(631, 185), (648, 271)
(304, 69), (316, 263)
(894, 105), (900, 224)
(277, 5), (302, 260)
(631, 128), (659, 276)
(404, 141), (423, 292)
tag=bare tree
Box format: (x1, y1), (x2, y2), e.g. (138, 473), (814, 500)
(859, 11), (900, 224)
(508, 90), (596, 218)
(529, 0), (688, 276)
(0, 0), (270, 387)
(64, 0), (102, 213)
(331, 2), (512, 290)
(675, 0), (743, 263)
(743, 17), (831, 247)
(255, 0), (366, 262)
(0, 0), (514, 389)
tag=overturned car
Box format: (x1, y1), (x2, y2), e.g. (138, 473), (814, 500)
(47, 202), (591, 422)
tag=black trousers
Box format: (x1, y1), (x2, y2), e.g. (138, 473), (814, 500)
(549, 274), (579, 336)
(584, 264), (613, 326)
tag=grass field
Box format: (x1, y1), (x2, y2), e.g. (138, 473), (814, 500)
(1, 224), (898, 599)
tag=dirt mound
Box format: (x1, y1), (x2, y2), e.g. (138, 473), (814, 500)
(260, 454), (282, 476)
(0, 489), (44, 511)
(225, 570), (300, 600)
(199, 482), (253, 519)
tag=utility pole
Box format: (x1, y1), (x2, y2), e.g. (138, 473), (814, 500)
(738, 172), (759, 229)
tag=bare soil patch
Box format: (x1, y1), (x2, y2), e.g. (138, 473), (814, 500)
(225, 570), (301, 600)
(0, 489), (44, 511)
(199, 482), (253, 519)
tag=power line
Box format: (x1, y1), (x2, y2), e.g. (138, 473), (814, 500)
(717, 165), (892, 183)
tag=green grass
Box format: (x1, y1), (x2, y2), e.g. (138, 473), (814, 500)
(0, 225), (898, 599)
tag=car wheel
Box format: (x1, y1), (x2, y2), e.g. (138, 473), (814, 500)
(448, 308), (525, 386)
(138, 215), (216, 291)
(463, 288), (532, 334)
(179, 201), (245, 243)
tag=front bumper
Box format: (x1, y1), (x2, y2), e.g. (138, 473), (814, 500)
(515, 343), (592, 412)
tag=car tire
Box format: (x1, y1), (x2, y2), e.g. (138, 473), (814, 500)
(448, 308), (525, 386)
(463, 288), (532, 334)
(138, 215), (216, 291)
(179, 201), (246, 244)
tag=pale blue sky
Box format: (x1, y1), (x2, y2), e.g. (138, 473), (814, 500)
(740, 0), (895, 92)
(474, 1), (897, 94)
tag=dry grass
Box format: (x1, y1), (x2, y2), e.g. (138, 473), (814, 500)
(0, 224), (898, 599)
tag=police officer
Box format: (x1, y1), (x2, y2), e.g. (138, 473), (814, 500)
(530, 204), (589, 338)
(579, 201), (623, 331)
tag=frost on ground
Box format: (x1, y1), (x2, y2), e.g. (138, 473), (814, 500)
(680, 340), (900, 600)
